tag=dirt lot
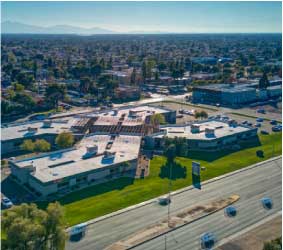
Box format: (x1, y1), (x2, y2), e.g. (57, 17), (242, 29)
(217, 216), (282, 250)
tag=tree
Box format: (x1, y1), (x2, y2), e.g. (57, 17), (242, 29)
(13, 92), (36, 111)
(45, 84), (66, 109)
(79, 77), (92, 93)
(263, 237), (281, 250)
(150, 113), (165, 126)
(55, 132), (74, 149)
(90, 64), (102, 79)
(142, 61), (147, 82)
(157, 63), (166, 71)
(154, 70), (159, 81)
(44, 202), (66, 250)
(13, 83), (25, 92)
(33, 61), (38, 79)
(130, 68), (137, 85)
(164, 144), (176, 163)
(21, 139), (35, 152)
(2, 202), (66, 250)
(20, 139), (51, 152)
(16, 71), (35, 88)
(194, 110), (208, 120)
(164, 137), (188, 157)
(259, 72), (270, 89)
(34, 139), (51, 152)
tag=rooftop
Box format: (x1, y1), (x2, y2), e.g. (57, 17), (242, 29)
(1, 117), (81, 141)
(194, 84), (255, 93)
(154, 120), (253, 141)
(14, 134), (142, 183)
(89, 105), (171, 127)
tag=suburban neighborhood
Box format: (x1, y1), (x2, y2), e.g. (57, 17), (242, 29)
(1, 2), (282, 250)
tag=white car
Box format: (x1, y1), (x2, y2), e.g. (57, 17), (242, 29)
(2, 197), (13, 208)
(69, 222), (87, 236)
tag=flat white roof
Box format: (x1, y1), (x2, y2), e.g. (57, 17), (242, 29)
(155, 120), (252, 141)
(14, 134), (141, 183)
(2, 117), (80, 141)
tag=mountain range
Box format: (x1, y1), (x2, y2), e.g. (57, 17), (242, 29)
(1, 21), (117, 34)
(1, 21), (167, 35)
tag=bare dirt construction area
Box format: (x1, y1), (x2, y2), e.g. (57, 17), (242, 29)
(217, 215), (282, 250)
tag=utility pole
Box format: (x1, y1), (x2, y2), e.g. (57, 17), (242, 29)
(165, 161), (173, 250)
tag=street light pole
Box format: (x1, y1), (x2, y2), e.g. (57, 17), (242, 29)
(165, 161), (173, 250)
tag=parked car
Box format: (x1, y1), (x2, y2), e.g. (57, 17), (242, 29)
(261, 130), (269, 135)
(29, 114), (47, 121)
(272, 125), (282, 132)
(257, 109), (266, 114)
(2, 197), (13, 208)
(255, 123), (261, 127)
(270, 120), (277, 125)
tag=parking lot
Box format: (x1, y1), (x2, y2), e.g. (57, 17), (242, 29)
(151, 101), (282, 134)
(1, 167), (36, 208)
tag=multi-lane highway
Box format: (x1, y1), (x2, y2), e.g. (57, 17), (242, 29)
(67, 157), (281, 250)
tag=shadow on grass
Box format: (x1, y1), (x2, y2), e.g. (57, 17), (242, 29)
(37, 177), (134, 209)
(187, 135), (262, 162)
(159, 160), (187, 180)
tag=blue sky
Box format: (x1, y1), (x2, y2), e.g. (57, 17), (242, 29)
(2, 1), (282, 33)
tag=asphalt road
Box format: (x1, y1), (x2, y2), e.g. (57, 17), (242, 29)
(66, 157), (282, 250)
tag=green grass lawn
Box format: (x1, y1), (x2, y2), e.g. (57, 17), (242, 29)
(38, 133), (281, 226)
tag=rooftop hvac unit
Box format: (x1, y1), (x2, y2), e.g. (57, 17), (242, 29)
(82, 145), (98, 159)
(228, 120), (237, 127)
(42, 120), (52, 128)
(191, 124), (200, 133)
(24, 163), (36, 173)
(112, 109), (118, 116)
(129, 110), (138, 117)
(103, 151), (116, 160)
(86, 145), (98, 155)
(205, 128), (215, 137)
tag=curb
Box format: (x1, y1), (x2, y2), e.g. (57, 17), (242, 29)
(126, 195), (240, 249)
(67, 156), (281, 230)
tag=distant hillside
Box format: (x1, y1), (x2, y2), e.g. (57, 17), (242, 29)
(1, 21), (117, 34)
